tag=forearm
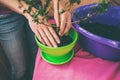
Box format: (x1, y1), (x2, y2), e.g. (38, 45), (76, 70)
(0, 0), (23, 14)
(0, 0), (34, 19)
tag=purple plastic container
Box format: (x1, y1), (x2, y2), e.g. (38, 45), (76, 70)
(72, 4), (120, 61)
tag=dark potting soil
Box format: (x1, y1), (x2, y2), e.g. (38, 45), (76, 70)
(79, 22), (120, 41)
(37, 35), (73, 47)
(58, 35), (73, 47)
(52, 25), (73, 47)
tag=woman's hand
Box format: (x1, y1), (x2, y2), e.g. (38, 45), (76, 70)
(20, 1), (60, 48)
(26, 14), (60, 48)
(53, 0), (72, 36)
(58, 10), (72, 36)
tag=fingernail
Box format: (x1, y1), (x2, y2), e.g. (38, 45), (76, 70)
(54, 45), (57, 48)
(60, 34), (63, 37)
(57, 40), (60, 44)
(59, 32), (62, 36)
(65, 32), (68, 36)
(42, 42), (45, 45)
(49, 45), (52, 47)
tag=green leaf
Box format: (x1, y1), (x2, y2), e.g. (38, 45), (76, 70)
(28, 6), (32, 12)
(101, 0), (107, 4)
(23, 9), (28, 13)
(78, 20), (81, 24)
(77, 0), (81, 4)
(69, 0), (74, 4)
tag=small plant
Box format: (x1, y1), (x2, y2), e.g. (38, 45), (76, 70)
(18, 0), (81, 47)
(18, 0), (81, 25)
(18, 0), (51, 25)
(18, 0), (112, 46)
(18, 0), (111, 26)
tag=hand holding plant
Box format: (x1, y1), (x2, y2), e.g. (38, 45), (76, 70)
(26, 14), (60, 48)
(19, 0), (109, 47)
(53, 0), (80, 36)
(18, 0), (81, 47)
(19, 0), (60, 47)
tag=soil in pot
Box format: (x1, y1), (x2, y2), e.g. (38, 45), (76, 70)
(53, 25), (73, 47)
(79, 22), (120, 41)
(37, 34), (73, 47)
(58, 35), (73, 47)
(52, 30), (73, 47)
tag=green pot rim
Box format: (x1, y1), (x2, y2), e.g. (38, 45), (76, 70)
(35, 29), (78, 49)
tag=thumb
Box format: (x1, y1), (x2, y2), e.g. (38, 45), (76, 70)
(53, 0), (60, 27)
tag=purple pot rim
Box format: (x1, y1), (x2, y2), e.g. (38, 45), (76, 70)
(72, 3), (120, 50)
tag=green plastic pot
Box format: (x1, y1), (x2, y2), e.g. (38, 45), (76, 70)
(35, 29), (78, 65)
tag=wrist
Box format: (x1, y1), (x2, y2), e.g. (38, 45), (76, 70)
(18, 0), (36, 18)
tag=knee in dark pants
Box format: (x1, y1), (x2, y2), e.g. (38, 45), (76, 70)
(11, 65), (27, 80)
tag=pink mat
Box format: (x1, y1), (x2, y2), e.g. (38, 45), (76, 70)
(32, 47), (120, 80)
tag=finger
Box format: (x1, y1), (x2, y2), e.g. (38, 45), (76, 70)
(31, 7), (37, 13)
(38, 27), (52, 47)
(54, 10), (60, 28)
(43, 27), (58, 48)
(53, 0), (60, 27)
(53, 0), (58, 12)
(35, 30), (45, 45)
(59, 14), (67, 36)
(63, 15), (72, 35)
(48, 27), (60, 44)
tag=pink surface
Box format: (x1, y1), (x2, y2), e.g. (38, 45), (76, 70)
(33, 48), (120, 80)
